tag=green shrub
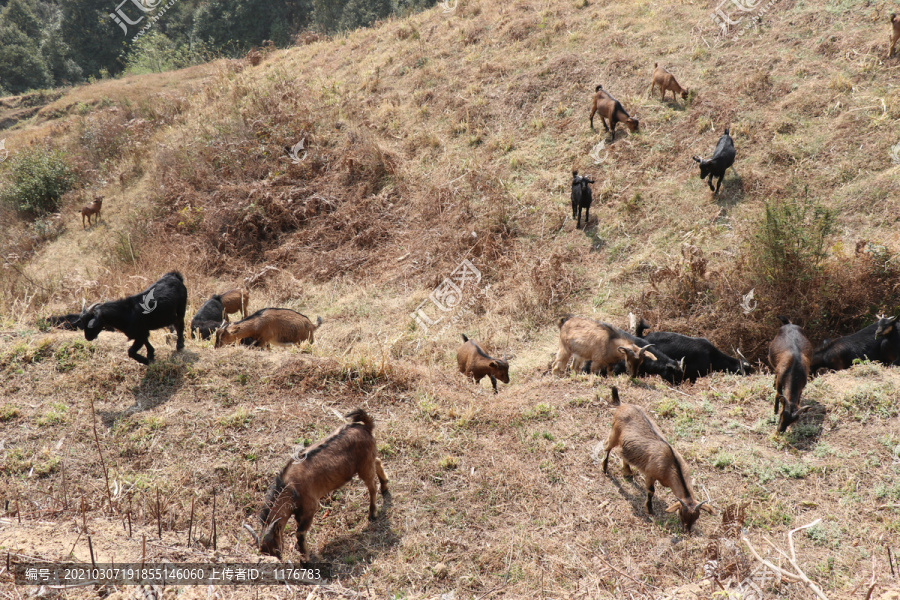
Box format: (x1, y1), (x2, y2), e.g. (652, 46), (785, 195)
(0, 147), (76, 214)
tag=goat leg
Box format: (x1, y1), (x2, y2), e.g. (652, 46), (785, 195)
(645, 481), (655, 514)
(174, 320), (185, 351)
(128, 338), (150, 365)
(489, 375), (498, 394)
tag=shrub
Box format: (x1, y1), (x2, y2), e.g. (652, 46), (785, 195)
(0, 147), (76, 214)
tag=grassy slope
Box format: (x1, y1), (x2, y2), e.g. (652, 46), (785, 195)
(2, 0), (900, 597)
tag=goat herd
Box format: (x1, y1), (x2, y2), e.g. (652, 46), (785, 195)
(38, 262), (900, 555)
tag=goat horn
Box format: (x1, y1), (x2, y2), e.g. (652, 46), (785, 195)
(677, 498), (687, 508)
(678, 357), (685, 372)
(242, 523), (260, 545)
(81, 297), (86, 312)
(262, 517), (282, 538)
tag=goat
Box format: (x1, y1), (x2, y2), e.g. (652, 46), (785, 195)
(589, 85), (639, 141)
(457, 334), (510, 394)
(692, 128), (735, 195)
(46, 313), (85, 331)
(245, 408), (388, 559)
(810, 314), (900, 374)
(220, 288), (250, 321)
(81, 195), (103, 228)
(191, 295), (225, 339)
(553, 316), (660, 377)
(890, 13), (900, 58)
(633, 318), (751, 383)
(571, 170), (595, 229)
(602, 387), (714, 533)
(768, 316), (813, 433)
(214, 308), (322, 349)
(82, 271), (187, 364)
(649, 63), (689, 103)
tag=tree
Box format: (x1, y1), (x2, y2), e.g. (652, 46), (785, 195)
(60, 0), (127, 78)
(0, 23), (51, 93)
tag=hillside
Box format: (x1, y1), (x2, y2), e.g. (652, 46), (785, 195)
(1, 0), (900, 597)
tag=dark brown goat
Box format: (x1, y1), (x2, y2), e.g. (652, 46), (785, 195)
(457, 334), (510, 394)
(768, 317), (813, 433)
(649, 63), (689, 102)
(245, 409), (389, 559)
(890, 13), (900, 58)
(81, 195), (103, 228)
(589, 85), (639, 140)
(602, 387), (713, 533)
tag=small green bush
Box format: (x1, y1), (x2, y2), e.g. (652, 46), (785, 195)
(0, 147), (76, 214)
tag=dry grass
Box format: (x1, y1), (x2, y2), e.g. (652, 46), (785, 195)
(2, 0), (900, 596)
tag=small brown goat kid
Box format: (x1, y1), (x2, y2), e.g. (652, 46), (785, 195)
(214, 308), (322, 349)
(649, 63), (689, 102)
(457, 334), (510, 394)
(245, 409), (389, 559)
(553, 316), (657, 377)
(589, 85), (639, 141)
(81, 195), (103, 228)
(890, 13), (900, 58)
(219, 288), (249, 321)
(602, 387), (714, 533)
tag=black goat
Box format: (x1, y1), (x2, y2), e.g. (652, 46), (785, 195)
(82, 271), (187, 364)
(633, 319), (751, 383)
(46, 313), (85, 331)
(191, 295), (226, 339)
(571, 170), (595, 229)
(810, 315), (900, 374)
(692, 128), (735, 195)
(769, 316), (812, 433)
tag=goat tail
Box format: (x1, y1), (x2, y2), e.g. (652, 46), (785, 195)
(345, 408), (374, 432)
(557, 315), (571, 329)
(610, 386), (620, 406)
(776, 315), (791, 325)
(167, 271), (185, 282)
(461, 333), (469, 342)
(892, 12), (897, 21)
(595, 84), (602, 92)
(316, 316), (323, 328)
(654, 62), (658, 68)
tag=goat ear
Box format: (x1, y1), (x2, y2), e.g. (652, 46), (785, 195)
(692, 155), (702, 163)
(87, 318), (98, 330)
(618, 346), (635, 358)
(665, 501), (682, 514)
(489, 361), (498, 368)
(644, 351), (658, 361)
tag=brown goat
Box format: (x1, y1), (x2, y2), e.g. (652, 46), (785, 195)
(81, 195), (103, 228)
(245, 409), (389, 559)
(602, 387), (714, 533)
(457, 334), (510, 394)
(649, 63), (689, 102)
(552, 316), (657, 377)
(219, 288), (249, 321)
(589, 85), (639, 141)
(214, 308), (322, 349)
(890, 13), (900, 58)
(768, 316), (813, 433)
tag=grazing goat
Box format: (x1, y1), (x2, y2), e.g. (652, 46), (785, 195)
(692, 128), (735, 195)
(768, 317), (813, 433)
(82, 271), (187, 364)
(602, 387), (714, 533)
(649, 63), (689, 103)
(220, 288), (249, 321)
(810, 314), (900, 374)
(589, 85), (639, 141)
(633, 319), (751, 383)
(81, 195), (103, 228)
(553, 316), (660, 377)
(214, 308), (322, 349)
(457, 334), (510, 394)
(191, 295), (225, 339)
(245, 409), (388, 559)
(890, 13), (900, 57)
(46, 313), (85, 331)
(571, 170), (595, 229)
